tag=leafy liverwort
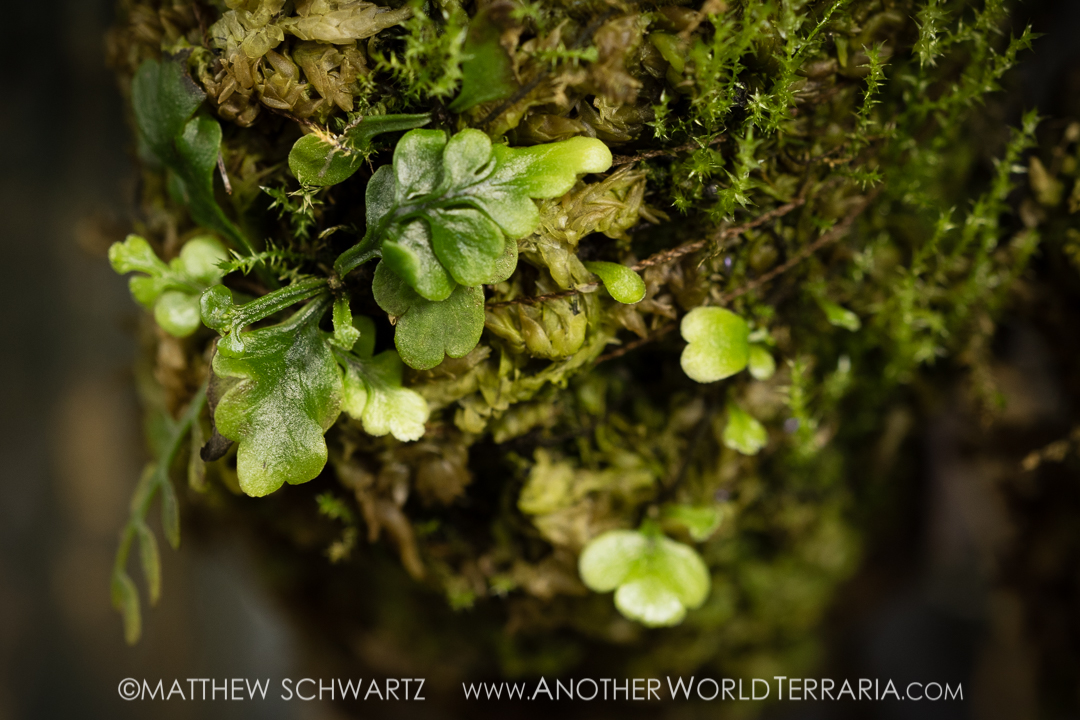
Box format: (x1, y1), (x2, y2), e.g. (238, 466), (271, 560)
(111, 385), (206, 644)
(661, 504), (723, 542)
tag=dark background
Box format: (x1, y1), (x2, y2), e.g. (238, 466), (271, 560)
(1, 1), (1077, 719)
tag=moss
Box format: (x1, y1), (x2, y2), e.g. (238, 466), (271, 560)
(106, 0), (1064, 692)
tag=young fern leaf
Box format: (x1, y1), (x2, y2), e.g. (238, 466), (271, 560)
(337, 315), (430, 442)
(132, 58), (251, 253)
(747, 344), (777, 380)
(335, 128), (610, 368)
(109, 234), (228, 337)
(372, 261), (485, 371)
(448, 6), (517, 112)
(112, 385), (207, 644)
(338, 129), (611, 291)
(331, 296), (361, 350)
(660, 504), (723, 542)
(579, 526), (711, 627)
(679, 307), (750, 383)
(200, 278), (328, 354)
(288, 113), (432, 187)
(211, 296), (343, 497)
(340, 354), (429, 441)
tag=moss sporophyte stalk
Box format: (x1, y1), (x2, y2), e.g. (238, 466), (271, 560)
(107, 0), (1048, 674)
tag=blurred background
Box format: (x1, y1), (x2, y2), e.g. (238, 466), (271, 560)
(0, 2), (304, 718)
(0, 1), (1077, 719)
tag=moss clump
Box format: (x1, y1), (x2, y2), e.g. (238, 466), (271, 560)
(105, 0), (1058, 689)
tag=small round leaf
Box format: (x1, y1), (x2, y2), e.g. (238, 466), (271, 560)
(579, 529), (711, 628)
(818, 299), (861, 331)
(747, 344), (776, 380)
(154, 291), (202, 337)
(584, 261), (647, 304)
(615, 576), (686, 627)
(679, 307), (750, 383)
(579, 530), (648, 592)
(175, 236), (228, 285)
(722, 404), (767, 455)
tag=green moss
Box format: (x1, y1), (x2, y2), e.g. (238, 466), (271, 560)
(105, 0), (1060, 689)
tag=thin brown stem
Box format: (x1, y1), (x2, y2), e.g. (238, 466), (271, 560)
(591, 189), (878, 363)
(486, 287), (594, 309)
(595, 322), (677, 365)
(611, 135), (727, 167)
(716, 189), (879, 305)
(485, 197), (805, 309)
(217, 151), (233, 195)
(632, 196), (806, 271)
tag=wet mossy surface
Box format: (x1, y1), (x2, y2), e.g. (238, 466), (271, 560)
(104, 0), (1080, 709)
